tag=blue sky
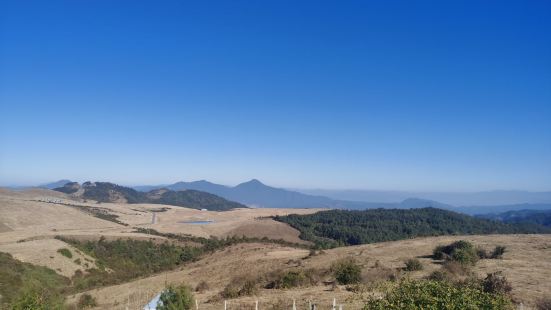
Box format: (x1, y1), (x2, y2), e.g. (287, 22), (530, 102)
(1, 0), (550, 191)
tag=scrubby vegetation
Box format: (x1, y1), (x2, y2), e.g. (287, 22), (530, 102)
(57, 236), (202, 290)
(134, 227), (309, 250)
(491, 245), (506, 259)
(57, 248), (73, 259)
(265, 269), (321, 289)
(274, 208), (547, 248)
(77, 293), (97, 308)
(404, 258), (423, 271)
(0, 252), (69, 309)
(433, 240), (507, 267)
(221, 276), (258, 298)
(364, 279), (514, 309)
(331, 258), (362, 285)
(433, 240), (479, 265)
(158, 284), (195, 310)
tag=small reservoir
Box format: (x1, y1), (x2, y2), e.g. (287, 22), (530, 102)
(179, 220), (214, 225)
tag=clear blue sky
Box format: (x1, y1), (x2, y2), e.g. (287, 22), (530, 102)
(1, 0), (550, 191)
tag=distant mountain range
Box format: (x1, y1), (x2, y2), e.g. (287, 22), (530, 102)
(38, 179), (73, 189)
(477, 209), (551, 228)
(52, 181), (246, 211)
(38, 179), (551, 215)
(132, 179), (474, 212)
(298, 189), (551, 206)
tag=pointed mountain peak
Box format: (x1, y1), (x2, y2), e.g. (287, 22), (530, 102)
(237, 179), (266, 187)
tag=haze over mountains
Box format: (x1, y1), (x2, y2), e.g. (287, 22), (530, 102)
(52, 181), (246, 211)
(299, 189), (551, 206)
(33, 179), (551, 215)
(132, 179), (551, 215)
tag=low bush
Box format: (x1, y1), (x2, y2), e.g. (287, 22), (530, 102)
(221, 276), (258, 298)
(491, 246), (506, 259)
(404, 258), (423, 271)
(332, 258), (362, 285)
(57, 248), (73, 259)
(364, 279), (513, 310)
(433, 240), (478, 265)
(10, 287), (65, 310)
(77, 293), (97, 308)
(195, 280), (209, 292)
(477, 247), (490, 259)
(266, 269), (320, 289)
(158, 284), (194, 310)
(482, 272), (512, 295)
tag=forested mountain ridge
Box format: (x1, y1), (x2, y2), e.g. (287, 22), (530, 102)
(477, 209), (551, 227)
(274, 207), (551, 248)
(53, 182), (246, 211)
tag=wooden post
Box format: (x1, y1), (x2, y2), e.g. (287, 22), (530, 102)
(332, 298), (336, 310)
(224, 300), (227, 310)
(196, 299), (199, 310)
(292, 299), (296, 310)
(255, 300), (258, 310)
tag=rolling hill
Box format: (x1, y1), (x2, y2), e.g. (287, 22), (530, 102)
(53, 182), (246, 211)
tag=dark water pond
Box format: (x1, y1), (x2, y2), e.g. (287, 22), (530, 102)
(179, 220), (214, 224)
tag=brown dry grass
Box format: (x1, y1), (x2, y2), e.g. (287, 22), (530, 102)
(1, 189), (550, 309)
(65, 235), (551, 310)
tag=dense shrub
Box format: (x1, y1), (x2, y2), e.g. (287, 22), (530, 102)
(433, 240), (478, 265)
(57, 248), (73, 258)
(477, 247), (490, 259)
(482, 272), (512, 295)
(221, 276), (258, 298)
(10, 288), (65, 310)
(491, 246), (506, 259)
(404, 258), (423, 271)
(77, 293), (97, 308)
(364, 280), (514, 310)
(158, 284), (194, 310)
(266, 269), (320, 289)
(332, 258), (361, 285)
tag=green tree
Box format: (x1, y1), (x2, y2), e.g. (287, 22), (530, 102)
(332, 258), (361, 285)
(157, 284), (194, 310)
